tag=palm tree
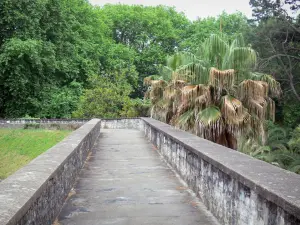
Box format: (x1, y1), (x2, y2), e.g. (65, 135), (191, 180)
(145, 34), (281, 149)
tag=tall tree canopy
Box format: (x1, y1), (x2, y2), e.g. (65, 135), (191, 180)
(181, 12), (251, 52)
(0, 0), (109, 117)
(248, 0), (300, 127)
(249, 0), (300, 21)
(98, 4), (190, 97)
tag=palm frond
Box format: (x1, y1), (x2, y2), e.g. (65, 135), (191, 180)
(203, 34), (229, 66)
(195, 106), (224, 142)
(223, 47), (257, 70)
(196, 106), (221, 126)
(159, 66), (173, 82)
(231, 33), (246, 48)
(250, 72), (281, 97)
(166, 52), (198, 71)
(144, 75), (162, 86)
(221, 95), (249, 125)
(239, 80), (271, 120)
(209, 68), (235, 91)
(177, 109), (195, 131)
(176, 61), (210, 84)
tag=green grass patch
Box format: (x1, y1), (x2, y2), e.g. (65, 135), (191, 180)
(0, 129), (71, 179)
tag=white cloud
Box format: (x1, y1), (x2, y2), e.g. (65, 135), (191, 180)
(89, 0), (253, 20)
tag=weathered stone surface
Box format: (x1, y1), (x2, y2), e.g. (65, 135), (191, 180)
(0, 119), (89, 124)
(101, 118), (143, 130)
(142, 117), (300, 225)
(0, 119), (101, 225)
(0, 119), (88, 130)
(57, 129), (219, 225)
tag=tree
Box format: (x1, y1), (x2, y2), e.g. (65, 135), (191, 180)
(0, 0), (110, 118)
(73, 72), (134, 119)
(180, 12), (251, 52)
(99, 4), (190, 97)
(249, 0), (300, 21)
(0, 38), (56, 117)
(145, 34), (280, 149)
(248, 1), (300, 127)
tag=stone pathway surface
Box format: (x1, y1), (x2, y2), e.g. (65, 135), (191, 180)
(58, 129), (219, 225)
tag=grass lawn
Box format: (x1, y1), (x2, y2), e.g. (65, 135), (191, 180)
(0, 129), (71, 179)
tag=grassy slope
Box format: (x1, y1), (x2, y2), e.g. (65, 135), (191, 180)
(0, 129), (71, 179)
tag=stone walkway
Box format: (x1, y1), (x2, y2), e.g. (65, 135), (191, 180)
(57, 129), (219, 225)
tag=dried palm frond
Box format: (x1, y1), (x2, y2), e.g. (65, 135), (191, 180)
(267, 97), (275, 122)
(181, 85), (199, 102)
(195, 85), (211, 108)
(176, 109), (195, 132)
(221, 95), (251, 137)
(148, 80), (167, 104)
(250, 73), (281, 97)
(151, 99), (173, 123)
(164, 80), (185, 100)
(239, 80), (273, 121)
(195, 106), (224, 142)
(172, 79), (186, 88)
(143, 75), (162, 86)
(221, 95), (249, 124)
(209, 68), (235, 91)
(163, 80), (186, 115)
(239, 80), (268, 99)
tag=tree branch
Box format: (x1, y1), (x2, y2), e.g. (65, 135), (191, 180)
(268, 38), (300, 102)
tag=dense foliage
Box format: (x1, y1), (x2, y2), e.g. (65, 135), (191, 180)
(0, 0), (299, 171)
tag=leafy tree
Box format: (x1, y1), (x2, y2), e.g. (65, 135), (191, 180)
(181, 12), (251, 52)
(248, 2), (300, 127)
(249, 0), (300, 21)
(37, 81), (83, 118)
(99, 4), (190, 97)
(145, 34), (280, 149)
(0, 0), (110, 118)
(121, 99), (151, 118)
(0, 38), (56, 117)
(73, 72), (133, 118)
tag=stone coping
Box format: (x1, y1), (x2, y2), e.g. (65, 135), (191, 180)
(0, 119), (89, 124)
(141, 117), (300, 220)
(0, 119), (101, 225)
(0, 118), (140, 123)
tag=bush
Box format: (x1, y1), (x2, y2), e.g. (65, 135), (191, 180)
(37, 81), (83, 118)
(288, 125), (300, 154)
(72, 74), (132, 119)
(121, 99), (151, 117)
(283, 103), (300, 128)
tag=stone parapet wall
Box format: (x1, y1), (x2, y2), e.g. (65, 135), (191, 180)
(0, 119), (101, 225)
(0, 119), (89, 123)
(101, 118), (143, 130)
(141, 117), (300, 225)
(0, 119), (89, 130)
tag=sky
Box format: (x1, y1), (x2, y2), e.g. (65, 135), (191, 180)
(89, 0), (253, 20)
